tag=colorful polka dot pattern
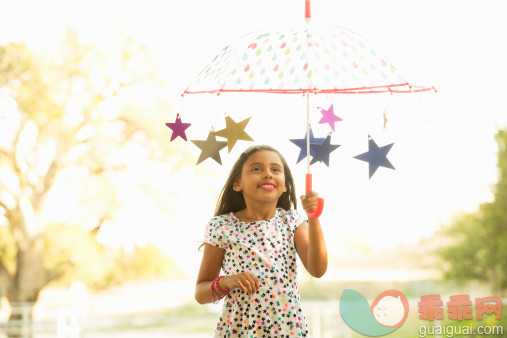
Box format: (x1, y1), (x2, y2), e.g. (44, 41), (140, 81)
(186, 22), (408, 94)
(204, 208), (309, 337)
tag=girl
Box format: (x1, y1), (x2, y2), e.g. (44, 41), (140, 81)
(195, 145), (328, 337)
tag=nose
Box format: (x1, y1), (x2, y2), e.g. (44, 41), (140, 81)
(264, 170), (273, 179)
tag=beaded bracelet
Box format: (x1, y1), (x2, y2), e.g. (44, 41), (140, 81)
(210, 277), (226, 304)
(214, 276), (230, 295)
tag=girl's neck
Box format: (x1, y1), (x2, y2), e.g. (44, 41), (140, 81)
(234, 205), (277, 222)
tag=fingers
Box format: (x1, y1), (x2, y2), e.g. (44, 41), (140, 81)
(244, 273), (259, 295)
(231, 272), (261, 295)
(301, 190), (319, 213)
(251, 274), (261, 292)
(305, 190), (319, 199)
(237, 280), (248, 294)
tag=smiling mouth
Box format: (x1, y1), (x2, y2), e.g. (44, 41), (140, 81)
(259, 183), (276, 191)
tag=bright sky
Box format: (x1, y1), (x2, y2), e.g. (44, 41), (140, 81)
(2, 0), (507, 276)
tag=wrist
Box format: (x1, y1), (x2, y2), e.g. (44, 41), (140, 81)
(217, 276), (230, 292)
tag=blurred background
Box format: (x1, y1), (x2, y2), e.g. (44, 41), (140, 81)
(0, 0), (506, 337)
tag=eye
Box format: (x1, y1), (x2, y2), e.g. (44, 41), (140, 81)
(252, 167), (262, 172)
(272, 167), (282, 173)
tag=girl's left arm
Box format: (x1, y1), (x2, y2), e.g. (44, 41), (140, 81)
(294, 190), (328, 278)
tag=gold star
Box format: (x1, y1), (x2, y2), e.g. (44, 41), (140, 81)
(191, 131), (228, 165)
(213, 116), (254, 152)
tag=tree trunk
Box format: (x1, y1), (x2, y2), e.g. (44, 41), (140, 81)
(6, 248), (48, 338)
(7, 304), (34, 338)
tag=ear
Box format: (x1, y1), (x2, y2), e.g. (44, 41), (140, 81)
(233, 179), (242, 192)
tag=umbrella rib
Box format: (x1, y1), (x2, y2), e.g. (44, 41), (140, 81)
(182, 83), (435, 95)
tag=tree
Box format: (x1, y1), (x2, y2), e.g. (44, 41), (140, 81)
(438, 128), (507, 297)
(0, 29), (192, 332)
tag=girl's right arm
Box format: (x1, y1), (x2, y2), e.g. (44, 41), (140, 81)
(195, 243), (260, 304)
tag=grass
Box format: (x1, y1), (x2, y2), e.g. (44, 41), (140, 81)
(91, 280), (506, 337)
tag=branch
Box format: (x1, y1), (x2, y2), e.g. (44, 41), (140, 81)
(12, 114), (29, 189)
(33, 159), (59, 213)
(0, 200), (28, 251)
(90, 215), (109, 237)
(0, 196), (10, 214)
(46, 260), (74, 284)
(0, 260), (13, 292)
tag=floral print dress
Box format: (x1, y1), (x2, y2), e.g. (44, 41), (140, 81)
(204, 208), (310, 337)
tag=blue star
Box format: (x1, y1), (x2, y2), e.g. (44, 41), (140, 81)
(310, 134), (340, 166)
(353, 135), (395, 179)
(289, 126), (325, 163)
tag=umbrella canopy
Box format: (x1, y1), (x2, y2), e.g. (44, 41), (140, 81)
(183, 22), (434, 96)
(177, 0), (436, 218)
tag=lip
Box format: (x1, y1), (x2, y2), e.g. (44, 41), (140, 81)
(259, 182), (276, 191)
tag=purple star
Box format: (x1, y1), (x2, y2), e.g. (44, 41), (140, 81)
(318, 104), (342, 132)
(166, 114), (191, 141)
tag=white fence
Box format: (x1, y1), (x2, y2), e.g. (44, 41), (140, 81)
(0, 299), (373, 337)
(1, 284), (505, 338)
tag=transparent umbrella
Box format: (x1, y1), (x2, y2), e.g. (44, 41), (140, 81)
(181, 0), (435, 217)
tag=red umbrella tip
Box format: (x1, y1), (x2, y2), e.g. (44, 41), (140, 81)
(305, 0), (311, 19)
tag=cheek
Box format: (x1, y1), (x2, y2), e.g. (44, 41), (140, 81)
(280, 177), (288, 192)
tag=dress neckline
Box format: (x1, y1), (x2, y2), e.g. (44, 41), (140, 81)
(230, 208), (280, 224)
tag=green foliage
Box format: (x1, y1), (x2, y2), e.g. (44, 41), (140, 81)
(0, 42), (63, 123)
(43, 224), (108, 288)
(1, 28), (193, 303)
(103, 244), (182, 286)
(438, 128), (507, 296)
(0, 226), (16, 275)
(42, 224), (181, 289)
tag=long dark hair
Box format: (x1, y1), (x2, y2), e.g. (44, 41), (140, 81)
(214, 145), (298, 216)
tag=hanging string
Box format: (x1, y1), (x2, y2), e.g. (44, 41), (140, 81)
(178, 94), (186, 118)
(329, 94), (334, 135)
(383, 91), (393, 130)
(427, 89), (439, 135)
(213, 92), (222, 131)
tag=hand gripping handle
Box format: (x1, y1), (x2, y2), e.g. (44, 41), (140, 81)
(305, 173), (324, 219)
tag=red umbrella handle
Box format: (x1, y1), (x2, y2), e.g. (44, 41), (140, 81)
(305, 173), (324, 219)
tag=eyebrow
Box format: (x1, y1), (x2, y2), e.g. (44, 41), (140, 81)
(249, 162), (283, 167)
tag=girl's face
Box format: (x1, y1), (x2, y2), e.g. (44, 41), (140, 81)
(233, 150), (287, 206)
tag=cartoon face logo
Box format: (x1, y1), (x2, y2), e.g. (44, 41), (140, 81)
(371, 290), (408, 327)
(340, 289), (409, 336)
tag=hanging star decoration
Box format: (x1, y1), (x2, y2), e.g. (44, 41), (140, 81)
(191, 130), (228, 165)
(310, 134), (340, 166)
(213, 115), (254, 152)
(289, 126), (325, 163)
(166, 113), (191, 141)
(353, 135), (395, 179)
(318, 104), (342, 132)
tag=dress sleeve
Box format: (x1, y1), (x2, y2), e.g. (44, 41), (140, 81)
(286, 209), (308, 234)
(203, 216), (227, 249)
